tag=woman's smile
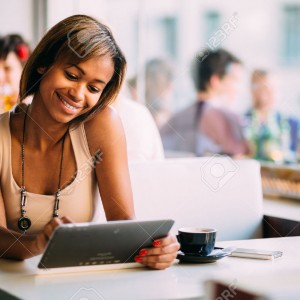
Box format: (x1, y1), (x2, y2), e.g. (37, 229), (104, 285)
(56, 92), (83, 115)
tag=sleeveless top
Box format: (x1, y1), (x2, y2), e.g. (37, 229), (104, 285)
(0, 111), (102, 234)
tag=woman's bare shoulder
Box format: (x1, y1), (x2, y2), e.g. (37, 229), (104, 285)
(84, 105), (122, 133)
(84, 105), (125, 152)
(8, 104), (28, 135)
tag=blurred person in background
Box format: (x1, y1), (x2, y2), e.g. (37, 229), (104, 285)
(127, 58), (174, 128)
(113, 94), (164, 161)
(245, 69), (299, 163)
(145, 58), (174, 128)
(160, 48), (249, 157)
(0, 34), (30, 112)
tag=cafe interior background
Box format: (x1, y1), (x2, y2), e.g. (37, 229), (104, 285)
(2, 0), (300, 113)
(2, 0), (300, 173)
(1, 2), (300, 298)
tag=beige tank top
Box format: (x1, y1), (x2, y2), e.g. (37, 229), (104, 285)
(0, 111), (103, 234)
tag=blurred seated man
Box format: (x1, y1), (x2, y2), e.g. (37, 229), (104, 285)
(245, 70), (299, 163)
(160, 48), (249, 157)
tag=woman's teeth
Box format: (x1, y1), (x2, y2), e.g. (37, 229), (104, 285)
(60, 96), (78, 111)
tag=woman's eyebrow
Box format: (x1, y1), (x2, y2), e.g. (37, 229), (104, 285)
(72, 64), (107, 84)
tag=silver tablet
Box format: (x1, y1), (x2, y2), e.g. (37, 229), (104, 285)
(38, 219), (174, 269)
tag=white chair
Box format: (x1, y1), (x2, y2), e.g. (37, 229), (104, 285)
(129, 157), (263, 241)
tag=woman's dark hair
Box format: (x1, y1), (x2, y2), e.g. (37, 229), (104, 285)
(0, 34), (30, 66)
(20, 14), (127, 122)
(191, 48), (241, 92)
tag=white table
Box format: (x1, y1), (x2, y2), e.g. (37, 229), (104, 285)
(264, 196), (300, 222)
(0, 237), (299, 300)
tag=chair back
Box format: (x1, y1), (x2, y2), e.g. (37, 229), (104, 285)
(129, 157), (263, 241)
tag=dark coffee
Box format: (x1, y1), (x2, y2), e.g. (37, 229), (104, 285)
(177, 228), (216, 256)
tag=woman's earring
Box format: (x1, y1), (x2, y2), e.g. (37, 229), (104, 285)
(37, 67), (46, 74)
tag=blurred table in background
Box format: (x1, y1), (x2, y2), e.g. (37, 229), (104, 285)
(261, 162), (300, 238)
(261, 162), (300, 200)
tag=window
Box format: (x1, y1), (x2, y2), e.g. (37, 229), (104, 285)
(160, 17), (178, 58)
(204, 11), (221, 41)
(282, 5), (300, 65)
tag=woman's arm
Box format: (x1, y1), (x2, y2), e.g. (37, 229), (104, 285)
(84, 106), (135, 221)
(0, 187), (72, 259)
(0, 188), (34, 259)
(85, 107), (179, 269)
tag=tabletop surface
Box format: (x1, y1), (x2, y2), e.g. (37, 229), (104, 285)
(264, 196), (300, 221)
(0, 236), (299, 300)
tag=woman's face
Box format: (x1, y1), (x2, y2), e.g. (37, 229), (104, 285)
(36, 55), (115, 123)
(0, 52), (23, 96)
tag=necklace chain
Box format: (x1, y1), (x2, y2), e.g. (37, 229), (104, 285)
(18, 105), (68, 232)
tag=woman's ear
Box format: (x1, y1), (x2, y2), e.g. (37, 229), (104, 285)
(37, 67), (46, 74)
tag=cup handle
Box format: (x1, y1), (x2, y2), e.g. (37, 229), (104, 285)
(176, 235), (181, 243)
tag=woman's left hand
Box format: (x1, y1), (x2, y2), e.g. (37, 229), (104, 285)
(134, 234), (180, 270)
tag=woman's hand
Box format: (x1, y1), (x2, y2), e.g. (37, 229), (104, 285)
(134, 234), (180, 270)
(31, 216), (72, 256)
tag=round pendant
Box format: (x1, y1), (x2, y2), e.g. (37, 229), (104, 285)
(17, 216), (32, 232)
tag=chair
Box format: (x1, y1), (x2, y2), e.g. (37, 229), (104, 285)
(129, 157), (263, 241)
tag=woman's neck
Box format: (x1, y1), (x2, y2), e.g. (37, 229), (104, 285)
(25, 98), (69, 152)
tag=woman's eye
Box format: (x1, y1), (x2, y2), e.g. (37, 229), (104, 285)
(88, 85), (100, 93)
(65, 71), (78, 80)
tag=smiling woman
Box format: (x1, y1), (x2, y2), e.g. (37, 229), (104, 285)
(0, 14), (179, 270)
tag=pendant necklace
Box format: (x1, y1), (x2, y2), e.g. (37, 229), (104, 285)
(17, 106), (68, 233)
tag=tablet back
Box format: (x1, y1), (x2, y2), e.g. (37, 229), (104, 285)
(38, 219), (174, 269)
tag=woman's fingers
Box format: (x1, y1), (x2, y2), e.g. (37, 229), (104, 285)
(153, 234), (178, 248)
(34, 216), (73, 254)
(135, 235), (180, 270)
(61, 216), (73, 223)
(143, 262), (173, 270)
(136, 252), (178, 270)
(43, 218), (61, 239)
(138, 252), (178, 263)
(140, 235), (180, 256)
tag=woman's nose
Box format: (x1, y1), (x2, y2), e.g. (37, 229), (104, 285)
(68, 84), (85, 102)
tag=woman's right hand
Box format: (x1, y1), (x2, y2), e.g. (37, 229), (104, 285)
(32, 216), (72, 255)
